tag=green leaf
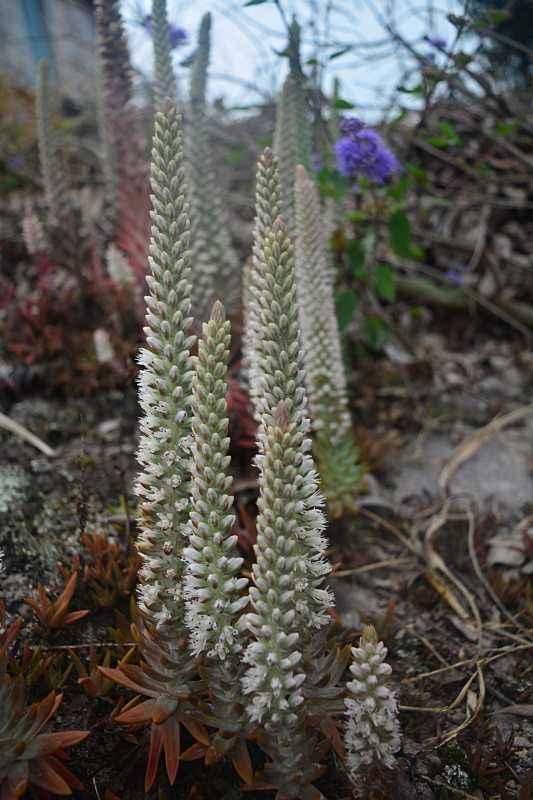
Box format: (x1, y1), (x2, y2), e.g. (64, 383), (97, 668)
(426, 120), (461, 149)
(346, 210), (368, 223)
(316, 167), (349, 201)
(333, 97), (355, 110)
(387, 175), (409, 201)
(363, 315), (389, 351)
(487, 9), (510, 25)
(493, 120), (518, 138)
(389, 210), (412, 258)
(346, 240), (365, 277)
(336, 290), (358, 331)
(453, 52), (472, 68)
(329, 47), (352, 60)
(373, 264), (396, 302)
(244, 0), (270, 5)
(397, 84), (424, 96)
(406, 163), (427, 186)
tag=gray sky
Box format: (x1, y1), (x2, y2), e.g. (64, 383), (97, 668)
(122, 0), (465, 119)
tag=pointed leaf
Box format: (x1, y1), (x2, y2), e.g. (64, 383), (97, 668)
(116, 698), (159, 725)
(41, 756), (85, 792)
(180, 742), (207, 762)
(26, 731), (89, 759)
(145, 724), (164, 792)
(27, 758), (73, 796)
(231, 739), (254, 784)
(62, 610), (90, 626)
(98, 667), (152, 696)
(161, 716), (180, 785)
(180, 718), (210, 745)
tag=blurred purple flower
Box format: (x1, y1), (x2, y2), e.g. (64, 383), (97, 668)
(141, 14), (188, 50)
(6, 155), (25, 172)
(334, 117), (400, 184)
(426, 35), (446, 49)
(339, 117), (365, 137)
(444, 266), (465, 286)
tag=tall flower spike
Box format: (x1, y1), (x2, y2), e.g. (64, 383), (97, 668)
(152, 0), (178, 109)
(294, 165), (363, 516)
(95, 0), (141, 199)
(135, 103), (196, 632)
(243, 148), (281, 414)
(273, 19), (311, 231)
(186, 13), (240, 320)
(95, 52), (117, 239)
(242, 401), (306, 728)
(344, 625), (401, 777)
(242, 402), (327, 797)
(183, 301), (248, 661)
(36, 60), (67, 229)
(246, 183), (333, 635)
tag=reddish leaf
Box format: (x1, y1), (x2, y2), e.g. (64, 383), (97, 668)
(161, 716), (180, 785)
(204, 746), (223, 766)
(116, 698), (159, 725)
(180, 743), (207, 762)
(320, 717), (345, 759)
(27, 758), (73, 796)
(181, 718), (210, 746)
(4, 761), (29, 800)
(61, 610), (90, 625)
(41, 756), (86, 793)
(145, 724), (164, 792)
(28, 731), (89, 758)
(98, 666), (149, 696)
(231, 739), (254, 785)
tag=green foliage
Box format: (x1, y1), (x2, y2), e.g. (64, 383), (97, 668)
(336, 289), (358, 331)
(374, 263), (396, 302)
(388, 209), (412, 258)
(426, 120), (462, 149)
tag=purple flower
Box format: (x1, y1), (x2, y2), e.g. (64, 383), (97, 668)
(339, 117), (365, 137)
(141, 13), (153, 32)
(444, 266), (465, 286)
(141, 14), (188, 50)
(426, 35), (446, 49)
(6, 155), (25, 172)
(168, 25), (188, 49)
(334, 118), (400, 184)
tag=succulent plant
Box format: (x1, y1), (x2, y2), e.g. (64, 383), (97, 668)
(243, 148), (281, 417)
(24, 572), (90, 631)
(151, 0), (179, 109)
(183, 301), (248, 661)
(344, 625), (401, 777)
(273, 19), (311, 231)
(135, 102), (196, 632)
(186, 13), (241, 320)
(35, 60), (66, 231)
(0, 665), (88, 800)
(294, 165), (363, 516)
(100, 623), (206, 791)
(95, 0), (134, 184)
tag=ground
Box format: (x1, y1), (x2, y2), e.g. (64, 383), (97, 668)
(1, 312), (532, 799)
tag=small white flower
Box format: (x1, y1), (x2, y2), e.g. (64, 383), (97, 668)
(93, 328), (115, 363)
(344, 626), (401, 777)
